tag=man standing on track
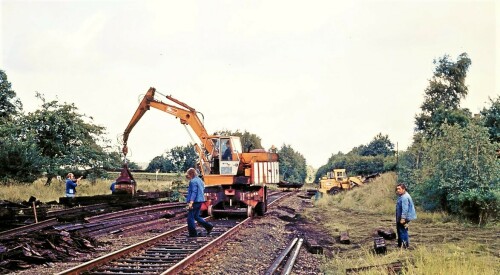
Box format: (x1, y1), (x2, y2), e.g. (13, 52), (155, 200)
(395, 183), (417, 248)
(186, 168), (214, 237)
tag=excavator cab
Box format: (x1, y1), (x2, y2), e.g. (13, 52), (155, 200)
(208, 136), (241, 175)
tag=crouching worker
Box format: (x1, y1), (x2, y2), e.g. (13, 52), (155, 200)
(185, 168), (213, 237)
(66, 173), (82, 198)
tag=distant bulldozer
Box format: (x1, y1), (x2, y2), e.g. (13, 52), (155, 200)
(317, 169), (365, 195)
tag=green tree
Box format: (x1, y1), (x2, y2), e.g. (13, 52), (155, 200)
(0, 70), (39, 182)
(480, 96), (500, 144)
(0, 70), (22, 120)
(146, 155), (174, 172)
(23, 93), (109, 184)
(167, 144), (198, 172)
(415, 53), (472, 137)
(278, 144), (307, 183)
(414, 123), (499, 224)
(0, 120), (43, 183)
(358, 133), (395, 157)
(147, 144), (197, 173)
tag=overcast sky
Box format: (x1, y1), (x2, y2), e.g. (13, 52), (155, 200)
(1, 0), (498, 168)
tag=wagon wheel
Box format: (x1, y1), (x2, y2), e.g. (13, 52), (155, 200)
(328, 187), (341, 195)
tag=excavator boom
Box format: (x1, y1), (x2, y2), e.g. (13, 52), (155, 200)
(122, 87), (214, 157)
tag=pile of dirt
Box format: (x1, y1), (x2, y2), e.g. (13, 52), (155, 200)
(0, 229), (104, 274)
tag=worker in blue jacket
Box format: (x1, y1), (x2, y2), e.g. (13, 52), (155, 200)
(395, 183), (417, 248)
(185, 168), (214, 237)
(65, 173), (82, 197)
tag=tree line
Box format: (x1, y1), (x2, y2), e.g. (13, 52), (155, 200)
(314, 133), (397, 183)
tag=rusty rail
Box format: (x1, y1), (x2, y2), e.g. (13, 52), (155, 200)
(0, 218), (59, 240)
(265, 237), (303, 275)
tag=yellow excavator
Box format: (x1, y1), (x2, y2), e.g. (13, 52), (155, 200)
(115, 87), (280, 217)
(317, 169), (364, 195)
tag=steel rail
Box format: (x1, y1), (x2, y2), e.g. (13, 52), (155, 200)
(0, 218), (58, 239)
(281, 238), (303, 275)
(265, 238), (298, 275)
(84, 202), (186, 223)
(55, 224), (188, 275)
(160, 217), (251, 274)
(268, 190), (294, 207)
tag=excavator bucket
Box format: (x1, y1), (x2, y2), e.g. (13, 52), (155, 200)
(114, 163), (137, 195)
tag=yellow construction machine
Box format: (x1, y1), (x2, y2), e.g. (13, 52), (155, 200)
(317, 169), (364, 195)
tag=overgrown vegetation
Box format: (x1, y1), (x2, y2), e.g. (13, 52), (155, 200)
(398, 53), (499, 224)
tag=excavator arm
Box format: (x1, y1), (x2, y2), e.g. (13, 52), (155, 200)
(122, 87), (214, 161)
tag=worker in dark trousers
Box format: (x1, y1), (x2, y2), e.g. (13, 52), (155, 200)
(395, 183), (417, 248)
(185, 168), (214, 237)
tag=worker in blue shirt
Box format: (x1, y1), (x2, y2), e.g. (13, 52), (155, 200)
(222, 140), (232, 161)
(110, 181), (116, 193)
(65, 173), (82, 197)
(185, 168), (214, 237)
(395, 183), (417, 248)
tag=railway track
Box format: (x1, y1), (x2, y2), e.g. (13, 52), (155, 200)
(0, 201), (187, 240)
(57, 191), (292, 275)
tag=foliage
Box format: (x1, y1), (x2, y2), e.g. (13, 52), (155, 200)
(146, 155), (174, 172)
(400, 53), (499, 224)
(415, 53), (472, 137)
(480, 96), (500, 143)
(355, 133), (395, 157)
(21, 93), (110, 184)
(403, 123), (499, 224)
(0, 70), (22, 120)
(315, 133), (396, 182)
(278, 144), (307, 183)
(0, 120), (43, 183)
(146, 144), (197, 173)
